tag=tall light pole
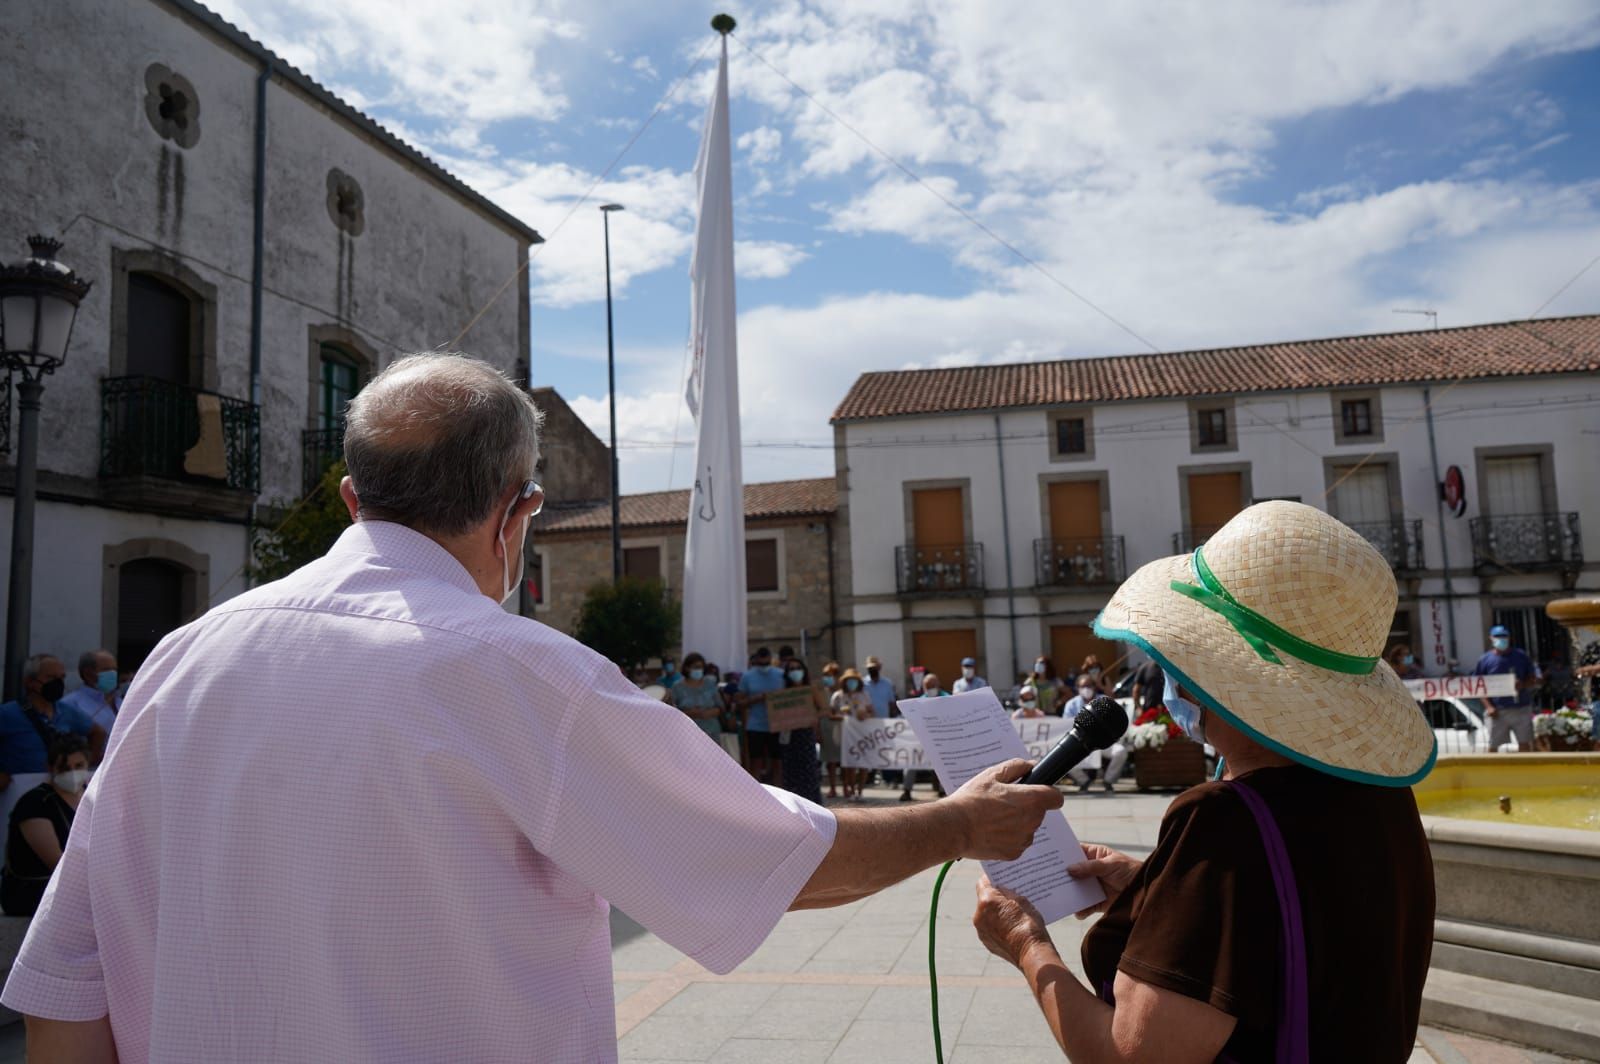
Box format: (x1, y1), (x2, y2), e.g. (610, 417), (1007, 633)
(600, 203), (624, 583)
(0, 237), (91, 700)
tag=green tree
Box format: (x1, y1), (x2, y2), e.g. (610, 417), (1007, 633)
(250, 460), (352, 583)
(574, 578), (681, 673)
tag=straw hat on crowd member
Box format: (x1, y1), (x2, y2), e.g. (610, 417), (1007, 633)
(1094, 500), (1436, 784)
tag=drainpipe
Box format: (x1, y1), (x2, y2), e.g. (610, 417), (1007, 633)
(993, 413), (1020, 681)
(1423, 384), (1459, 666)
(245, 61), (271, 588)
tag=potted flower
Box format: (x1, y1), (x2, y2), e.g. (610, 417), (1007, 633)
(1131, 705), (1207, 790)
(1532, 707), (1595, 752)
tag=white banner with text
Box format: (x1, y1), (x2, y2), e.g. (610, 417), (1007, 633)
(841, 715), (1102, 771)
(1403, 674), (1516, 701)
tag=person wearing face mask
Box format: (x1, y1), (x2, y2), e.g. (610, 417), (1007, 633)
(1471, 624), (1539, 752)
(0, 654), (104, 797)
(861, 654), (900, 790)
(831, 668), (874, 801)
(668, 653), (724, 742)
(59, 649), (122, 758)
(1011, 684), (1045, 720)
(1385, 644), (1424, 681)
(899, 673), (949, 802)
(817, 663), (845, 798)
(2, 734), (91, 917)
(737, 646), (788, 785)
(1061, 678), (1129, 793)
(1030, 656), (1066, 715)
(1078, 655), (1112, 696)
(657, 658), (683, 692)
(952, 656), (988, 694)
(975, 502), (1437, 1063)
(778, 659), (826, 805)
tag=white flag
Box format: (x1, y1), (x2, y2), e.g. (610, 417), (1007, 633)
(681, 35), (747, 672)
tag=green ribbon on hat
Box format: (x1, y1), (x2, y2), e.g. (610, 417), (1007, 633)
(1168, 548), (1378, 675)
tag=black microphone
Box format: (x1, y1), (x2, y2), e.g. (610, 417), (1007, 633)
(1018, 696), (1129, 787)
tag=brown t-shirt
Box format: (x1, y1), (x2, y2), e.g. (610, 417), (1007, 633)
(1082, 765), (1434, 1062)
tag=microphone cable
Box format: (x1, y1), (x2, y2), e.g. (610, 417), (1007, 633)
(928, 859), (957, 1064)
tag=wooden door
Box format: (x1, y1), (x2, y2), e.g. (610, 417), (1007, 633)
(1187, 471), (1243, 535)
(1048, 481), (1103, 541)
(1482, 456), (1544, 515)
(912, 629), (977, 694)
(1330, 465), (1390, 525)
(912, 487), (964, 549)
(1049, 625), (1123, 683)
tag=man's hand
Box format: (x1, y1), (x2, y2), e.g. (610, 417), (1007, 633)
(1067, 842), (1142, 918)
(974, 875), (1051, 968)
(946, 759), (1063, 861)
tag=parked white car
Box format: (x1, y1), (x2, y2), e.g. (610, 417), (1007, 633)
(1419, 696), (1520, 755)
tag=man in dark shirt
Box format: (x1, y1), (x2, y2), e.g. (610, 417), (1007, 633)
(1470, 624), (1538, 751)
(1129, 657), (1164, 713)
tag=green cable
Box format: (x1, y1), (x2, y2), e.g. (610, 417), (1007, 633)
(929, 859), (956, 1064)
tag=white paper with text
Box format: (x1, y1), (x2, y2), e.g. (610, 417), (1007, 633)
(897, 689), (1104, 923)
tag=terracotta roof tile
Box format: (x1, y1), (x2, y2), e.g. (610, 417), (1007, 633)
(534, 477), (835, 534)
(830, 314), (1600, 422)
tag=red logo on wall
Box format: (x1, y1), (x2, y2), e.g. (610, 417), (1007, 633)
(1442, 465), (1466, 517)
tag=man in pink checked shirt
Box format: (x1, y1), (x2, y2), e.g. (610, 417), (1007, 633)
(4, 354), (1061, 1064)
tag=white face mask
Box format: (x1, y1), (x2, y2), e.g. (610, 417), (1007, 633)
(1034, 662), (1047, 676)
(962, 667), (975, 678)
(54, 769), (90, 794)
(498, 481), (539, 605)
(1077, 688), (1096, 702)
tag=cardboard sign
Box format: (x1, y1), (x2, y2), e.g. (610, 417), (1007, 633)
(1404, 674), (1516, 701)
(765, 686), (821, 731)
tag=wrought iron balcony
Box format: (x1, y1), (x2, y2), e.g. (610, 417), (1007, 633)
(895, 542), (983, 595)
(1172, 526), (1224, 554)
(1468, 513), (1582, 573)
(1034, 536), (1125, 587)
(99, 377), (259, 509)
(1347, 519), (1424, 572)
(302, 424), (346, 494)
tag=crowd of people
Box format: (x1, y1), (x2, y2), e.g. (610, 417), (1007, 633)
(661, 645), (1150, 804)
(0, 651), (126, 916)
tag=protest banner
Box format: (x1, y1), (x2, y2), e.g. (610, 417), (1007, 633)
(765, 686), (820, 731)
(1403, 675), (1516, 701)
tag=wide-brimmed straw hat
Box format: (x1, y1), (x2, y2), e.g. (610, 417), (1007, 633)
(1094, 501), (1436, 785)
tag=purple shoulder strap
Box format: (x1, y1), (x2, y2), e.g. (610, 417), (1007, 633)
(1225, 779), (1311, 1064)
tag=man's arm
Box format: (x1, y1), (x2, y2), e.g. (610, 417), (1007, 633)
(791, 759), (1062, 909)
(23, 1015), (117, 1063)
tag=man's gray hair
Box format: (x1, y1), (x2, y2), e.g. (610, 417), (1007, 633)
(344, 353), (545, 537)
(78, 649), (111, 676)
(22, 655), (57, 683)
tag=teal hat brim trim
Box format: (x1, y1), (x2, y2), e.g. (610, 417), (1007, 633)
(1094, 614), (1437, 788)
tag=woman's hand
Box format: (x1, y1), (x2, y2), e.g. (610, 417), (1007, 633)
(973, 876), (1051, 969)
(1068, 843), (1142, 918)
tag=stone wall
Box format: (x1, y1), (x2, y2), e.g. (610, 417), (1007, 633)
(530, 514), (845, 669)
(528, 388), (610, 506)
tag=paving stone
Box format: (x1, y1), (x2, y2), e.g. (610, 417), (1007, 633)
(618, 1015), (745, 1061)
(657, 982), (782, 1019)
(708, 1038), (837, 1063)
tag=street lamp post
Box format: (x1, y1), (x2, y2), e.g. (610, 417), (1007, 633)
(600, 203), (624, 584)
(0, 237), (91, 700)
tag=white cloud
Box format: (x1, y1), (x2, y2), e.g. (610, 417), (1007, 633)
(737, 126), (784, 164)
(735, 240), (810, 279)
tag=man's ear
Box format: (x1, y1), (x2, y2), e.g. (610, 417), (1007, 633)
(339, 477), (360, 521)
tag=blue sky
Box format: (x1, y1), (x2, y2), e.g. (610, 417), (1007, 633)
(212, 0), (1600, 494)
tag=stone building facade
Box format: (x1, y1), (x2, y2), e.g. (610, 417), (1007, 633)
(530, 477), (846, 668)
(0, 0), (537, 676)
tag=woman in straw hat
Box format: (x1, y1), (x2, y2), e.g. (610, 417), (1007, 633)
(974, 502), (1437, 1062)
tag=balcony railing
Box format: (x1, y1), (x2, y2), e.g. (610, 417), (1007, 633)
(302, 424), (346, 494)
(895, 542), (983, 595)
(1469, 513), (1582, 572)
(100, 376), (259, 494)
(1171, 526), (1224, 554)
(1347, 519), (1424, 572)
(1034, 536), (1125, 587)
